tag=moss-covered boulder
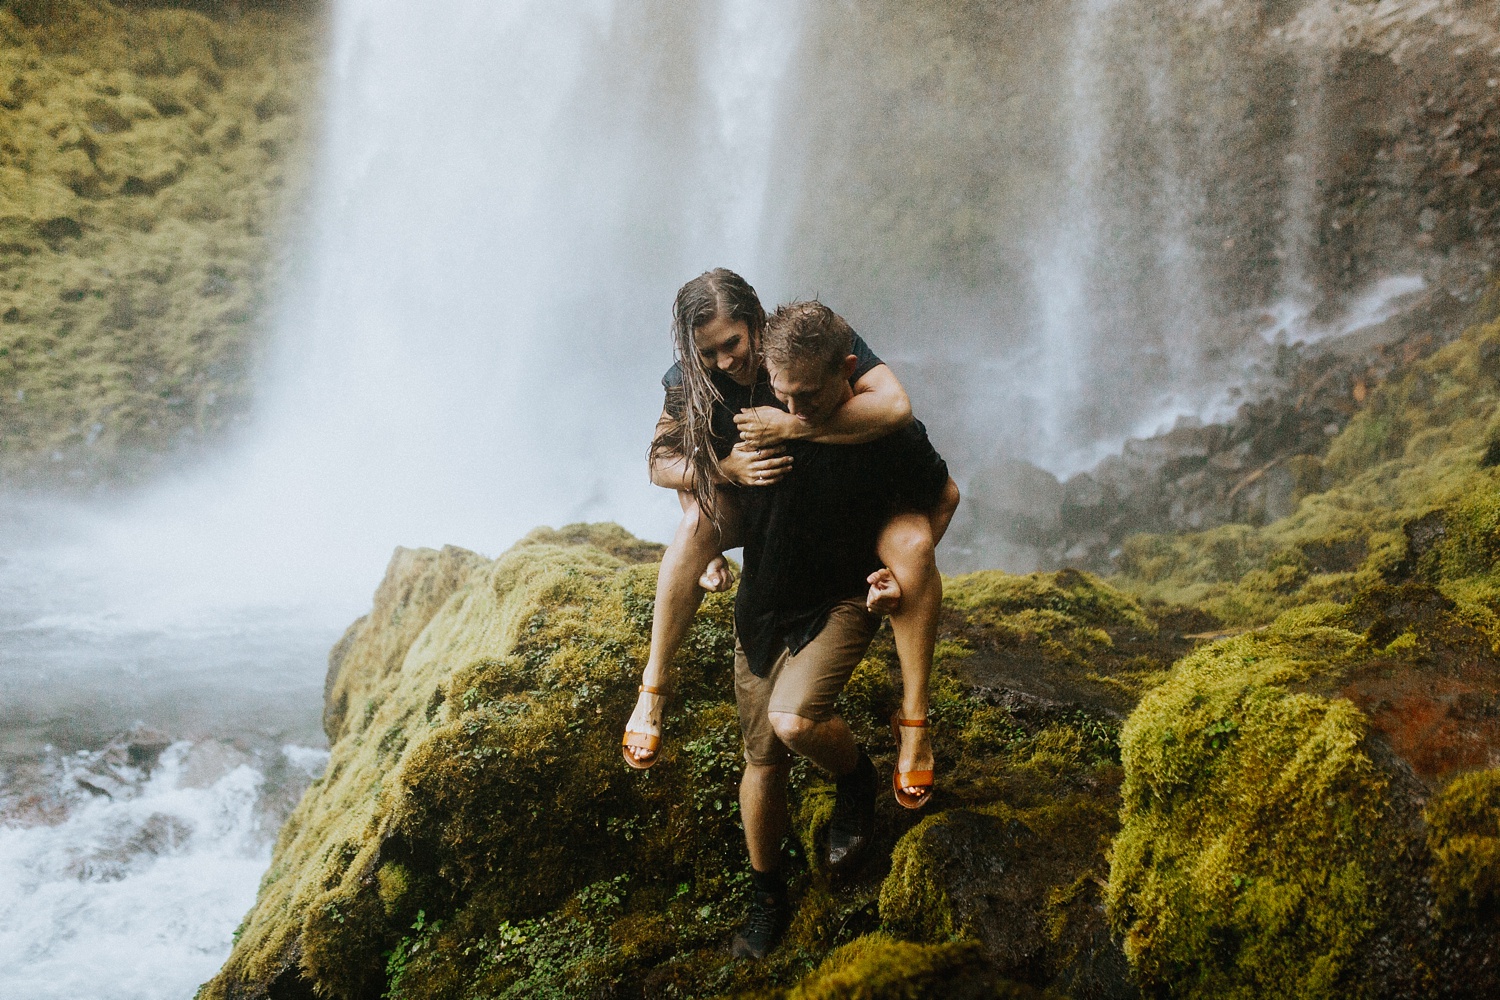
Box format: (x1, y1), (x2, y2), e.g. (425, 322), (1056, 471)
(1096, 286), (1500, 999)
(206, 526), (1184, 1000)
(1108, 592), (1500, 999)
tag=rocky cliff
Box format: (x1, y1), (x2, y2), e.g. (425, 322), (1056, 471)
(0, 0), (318, 487)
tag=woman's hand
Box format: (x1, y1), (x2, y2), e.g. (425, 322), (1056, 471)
(718, 441), (792, 487)
(734, 406), (803, 449)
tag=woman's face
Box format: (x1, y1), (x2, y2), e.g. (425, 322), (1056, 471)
(692, 315), (757, 386)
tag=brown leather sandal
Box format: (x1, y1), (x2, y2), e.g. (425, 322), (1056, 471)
(890, 714), (934, 810)
(622, 684), (666, 770)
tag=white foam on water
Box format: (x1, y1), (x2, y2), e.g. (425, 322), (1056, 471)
(0, 743), (318, 1000)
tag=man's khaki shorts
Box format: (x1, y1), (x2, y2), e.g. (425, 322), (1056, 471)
(735, 599), (880, 767)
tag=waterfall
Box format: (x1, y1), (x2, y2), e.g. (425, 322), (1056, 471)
(40, 0), (810, 620)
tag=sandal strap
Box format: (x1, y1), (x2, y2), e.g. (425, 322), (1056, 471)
(896, 770), (934, 785)
(639, 684), (667, 696)
(622, 731), (660, 750)
(895, 717), (928, 727)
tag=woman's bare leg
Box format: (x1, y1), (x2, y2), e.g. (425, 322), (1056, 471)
(874, 478), (960, 794)
(625, 493), (741, 764)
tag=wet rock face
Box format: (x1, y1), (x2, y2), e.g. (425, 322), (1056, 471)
(943, 282), (1476, 575)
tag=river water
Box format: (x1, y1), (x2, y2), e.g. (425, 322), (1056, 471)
(0, 498), (334, 997)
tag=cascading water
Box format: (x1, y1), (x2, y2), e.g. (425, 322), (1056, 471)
(0, 3), (808, 996)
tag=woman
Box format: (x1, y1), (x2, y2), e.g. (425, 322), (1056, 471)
(622, 269), (959, 807)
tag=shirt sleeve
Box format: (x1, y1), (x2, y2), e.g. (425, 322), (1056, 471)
(662, 362), (686, 419)
(848, 332), (884, 384)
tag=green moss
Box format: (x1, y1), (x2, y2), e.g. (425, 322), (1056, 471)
(1112, 304), (1500, 626)
(945, 566), (1156, 635)
(939, 568), (1182, 716)
(1107, 609), (1410, 999)
(0, 0), (319, 485)
(779, 933), (1008, 1000)
(880, 811), (962, 943)
(1426, 769), (1500, 921)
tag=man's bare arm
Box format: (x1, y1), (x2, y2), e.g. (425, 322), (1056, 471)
(734, 363), (912, 447)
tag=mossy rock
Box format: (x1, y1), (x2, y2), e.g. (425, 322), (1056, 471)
(939, 568), (1191, 719)
(204, 524), (745, 999)
(1108, 591), (1500, 999)
(777, 934), (1017, 1000)
(205, 527), (1185, 999)
(879, 801), (1133, 999)
(1422, 769), (1500, 995)
(1112, 297), (1500, 628)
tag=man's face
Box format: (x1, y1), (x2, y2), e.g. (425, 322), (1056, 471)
(693, 315), (757, 387)
(768, 354), (856, 426)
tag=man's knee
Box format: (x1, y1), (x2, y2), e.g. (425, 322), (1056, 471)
(767, 711), (818, 749)
(743, 760), (789, 783)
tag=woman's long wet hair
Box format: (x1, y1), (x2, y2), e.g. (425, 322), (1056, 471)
(651, 268), (766, 528)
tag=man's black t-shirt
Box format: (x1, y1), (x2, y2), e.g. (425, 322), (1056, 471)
(734, 420), (950, 677)
(660, 332), (883, 460)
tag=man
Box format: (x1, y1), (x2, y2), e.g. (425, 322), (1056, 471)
(727, 300), (953, 960)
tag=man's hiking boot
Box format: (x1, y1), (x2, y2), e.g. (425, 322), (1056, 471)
(827, 750), (877, 875)
(729, 887), (788, 960)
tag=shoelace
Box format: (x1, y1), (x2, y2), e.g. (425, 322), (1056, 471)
(744, 892), (782, 934)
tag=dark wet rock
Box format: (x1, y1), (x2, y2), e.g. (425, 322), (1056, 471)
(880, 806), (1138, 999)
(965, 458), (1064, 547)
(68, 811), (193, 881)
(964, 284), (1485, 575)
(72, 725), (172, 799)
(179, 739), (253, 789)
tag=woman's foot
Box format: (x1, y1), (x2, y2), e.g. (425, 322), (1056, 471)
(700, 554), (736, 592)
(892, 715), (935, 808)
(622, 686), (666, 768)
(865, 567), (903, 615)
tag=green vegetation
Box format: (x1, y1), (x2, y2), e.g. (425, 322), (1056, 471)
(0, 0), (318, 485)
(205, 289), (1500, 997)
(1110, 611), (1401, 999)
(1113, 290), (1500, 626)
(1105, 287), (1500, 997)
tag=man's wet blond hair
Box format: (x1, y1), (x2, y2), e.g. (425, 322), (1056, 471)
(763, 300), (854, 374)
